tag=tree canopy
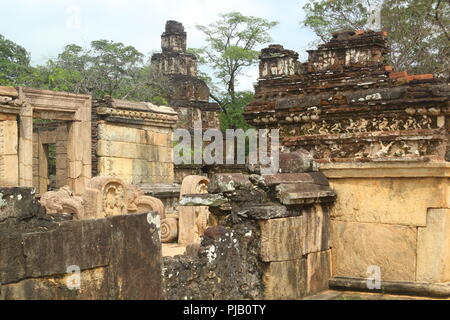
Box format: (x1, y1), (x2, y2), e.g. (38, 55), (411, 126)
(302, 0), (450, 77)
(194, 12), (278, 129)
(30, 40), (168, 103)
(0, 34), (32, 86)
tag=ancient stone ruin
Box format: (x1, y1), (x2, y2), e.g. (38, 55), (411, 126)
(245, 30), (450, 295)
(245, 31), (449, 162)
(1, 23), (450, 300)
(151, 21), (222, 183)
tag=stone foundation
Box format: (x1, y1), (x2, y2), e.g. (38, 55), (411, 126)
(322, 162), (450, 285)
(164, 161), (336, 300)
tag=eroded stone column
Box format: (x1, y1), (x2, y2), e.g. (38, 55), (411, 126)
(18, 102), (33, 187)
(0, 116), (19, 185)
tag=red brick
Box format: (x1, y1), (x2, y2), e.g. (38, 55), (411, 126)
(389, 71), (408, 79)
(412, 74), (433, 80)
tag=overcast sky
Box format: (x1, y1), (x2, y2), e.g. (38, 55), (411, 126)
(0, 0), (318, 90)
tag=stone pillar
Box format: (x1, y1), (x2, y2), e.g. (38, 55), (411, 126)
(0, 116), (19, 185)
(18, 100), (33, 187)
(67, 98), (92, 195)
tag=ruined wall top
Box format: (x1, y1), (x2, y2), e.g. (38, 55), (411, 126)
(245, 30), (450, 163)
(94, 97), (178, 128)
(151, 21), (220, 113)
(307, 30), (388, 73)
(161, 20), (187, 54)
(258, 30), (389, 80)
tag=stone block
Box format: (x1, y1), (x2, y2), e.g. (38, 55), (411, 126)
(260, 215), (304, 262)
(417, 209), (450, 283)
(0, 86), (18, 97)
(97, 140), (150, 160)
(264, 258), (307, 299)
(0, 154), (19, 185)
(22, 219), (111, 278)
(306, 250), (331, 296)
(276, 183), (336, 205)
(97, 157), (133, 179)
(0, 212), (162, 300)
(107, 213), (162, 299)
(260, 205), (329, 262)
(329, 177), (448, 227)
(0, 233), (26, 284)
(97, 123), (147, 144)
(0, 187), (38, 222)
(153, 132), (170, 147)
(331, 220), (417, 281)
(0, 120), (18, 155)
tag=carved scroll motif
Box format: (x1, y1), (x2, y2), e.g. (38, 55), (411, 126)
(39, 186), (84, 219)
(127, 185), (177, 243)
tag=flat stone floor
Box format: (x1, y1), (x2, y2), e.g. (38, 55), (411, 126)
(304, 290), (445, 300)
(162, 243), (186, 257)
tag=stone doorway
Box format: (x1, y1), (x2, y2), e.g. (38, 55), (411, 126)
(32, 121), (69, 194)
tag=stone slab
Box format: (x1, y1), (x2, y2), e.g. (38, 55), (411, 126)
(417, 209), (450, 283)
(0, 86), (18, 98)
(0, 120), (18, 155)
(0, 212), (162, 300)
(0, 187), (38, 222)
(306, 250), (332, 296)
(264, 258), (307, 299)
(0, 155), (19, 185)
(260, 205), (329, 262)
(331, 220), (417, 281)
(97, 123), (148, 144)
(329, 177), (448, 226)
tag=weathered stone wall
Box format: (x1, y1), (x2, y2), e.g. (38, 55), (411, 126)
(245, 30), (450, 294)
(321, 162), (450, 284)
(0, 187), (163, 300)
(164, 222), (265, 300)
(0, 109), (18, 186)
(93, 98), (178, 185)
(164, 156), (336, 299)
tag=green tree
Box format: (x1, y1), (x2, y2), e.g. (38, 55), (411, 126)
(195, 12), (278, 129)
(302, 0), (450, 77)
(219, 91), (254, 131)
(32, 41), (169, 104)
(0, 34), (33, 86)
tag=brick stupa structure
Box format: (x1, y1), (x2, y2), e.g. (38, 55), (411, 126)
(245, 30), (450, 163)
